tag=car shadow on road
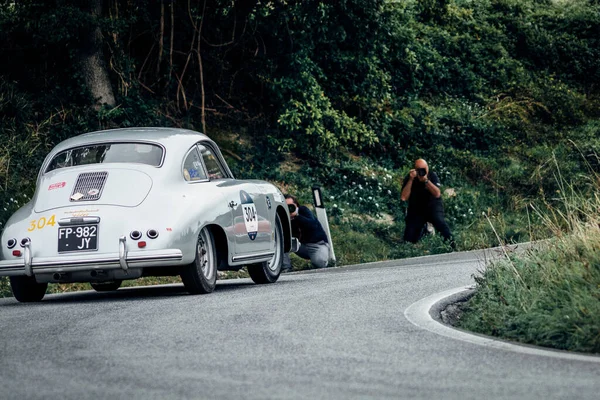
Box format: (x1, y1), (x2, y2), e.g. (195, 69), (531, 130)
(1, 277), (303, 305)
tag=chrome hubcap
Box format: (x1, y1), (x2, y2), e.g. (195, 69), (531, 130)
(197, 229), (214, 279)
(267, 224), (281, 272)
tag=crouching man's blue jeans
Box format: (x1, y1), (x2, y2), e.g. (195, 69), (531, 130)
(283, 240), (330, 270)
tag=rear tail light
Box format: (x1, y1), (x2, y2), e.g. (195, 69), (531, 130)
(7, 238), (16, 249)
(138, 241), (147, 248)
(130, 230), (142, 240)
(20, 238), (31, 247)
(147, 229), (159, 239)
(12, 250), (22, 257)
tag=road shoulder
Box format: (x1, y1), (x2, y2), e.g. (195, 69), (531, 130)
(404, 286), (600, 364)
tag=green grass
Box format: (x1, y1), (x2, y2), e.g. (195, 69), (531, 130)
(457, 170), (600, 354)
(457, 232), (600, 353)
(0, 276), (9, 297)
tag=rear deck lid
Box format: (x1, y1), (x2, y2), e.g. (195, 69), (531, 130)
(35, 168), (153, 212)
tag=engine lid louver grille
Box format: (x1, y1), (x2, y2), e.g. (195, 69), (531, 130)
(70, 172), (108, 202)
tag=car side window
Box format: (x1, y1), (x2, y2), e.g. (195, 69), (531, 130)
(198, 144), (225, 180)
(182, 147), (207, 181)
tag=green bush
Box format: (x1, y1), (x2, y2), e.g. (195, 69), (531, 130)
(458, 232), (600, 353)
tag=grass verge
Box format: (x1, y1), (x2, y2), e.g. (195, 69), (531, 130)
(457, 233), (600, 353)
(457, 174), (600, 353)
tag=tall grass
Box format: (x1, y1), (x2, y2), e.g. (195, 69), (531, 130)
(457, 158), (600, 353)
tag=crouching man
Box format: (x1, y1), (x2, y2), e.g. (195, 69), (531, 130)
(283, 194), (330, 271)
(401, 158), (455, 249)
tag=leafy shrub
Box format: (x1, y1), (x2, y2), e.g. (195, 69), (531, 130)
(459, 231), (600, 353)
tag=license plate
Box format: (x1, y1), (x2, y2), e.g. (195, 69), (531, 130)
(58, 225), (98, 253)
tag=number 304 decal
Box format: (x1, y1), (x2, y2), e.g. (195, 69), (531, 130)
(240, 190), (258, 240)
(27, 215), (57, 231)
(244, 205), (257, 222)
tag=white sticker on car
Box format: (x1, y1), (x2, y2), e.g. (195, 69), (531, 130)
(240, 190), (258, 240)
(71, 192), (84, 201)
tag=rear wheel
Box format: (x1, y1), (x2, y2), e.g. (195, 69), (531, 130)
(248, 214), (283, 284)
(181, 227), (217, 294)
(9, 276), (48, 302)
(90, 280), (122, 292)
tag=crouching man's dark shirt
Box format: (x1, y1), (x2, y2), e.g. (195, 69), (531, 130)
(292, 206), (328, 244)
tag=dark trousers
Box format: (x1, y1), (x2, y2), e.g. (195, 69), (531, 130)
(404, 206), (453, 243)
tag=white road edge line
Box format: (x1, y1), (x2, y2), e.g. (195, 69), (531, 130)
(404, 286), (600, 364)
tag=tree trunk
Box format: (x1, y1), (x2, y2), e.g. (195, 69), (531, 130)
(80, 0), (115, 109)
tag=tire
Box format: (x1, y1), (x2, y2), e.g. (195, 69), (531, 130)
(181, 226), (218, 294)
(9, 276), (48, 302)
(248, 214), (283, 284)
(90, 280), (122, 292)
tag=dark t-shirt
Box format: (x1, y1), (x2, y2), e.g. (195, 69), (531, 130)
(402, 171), (443, 214)
(291, 206), (329, 244)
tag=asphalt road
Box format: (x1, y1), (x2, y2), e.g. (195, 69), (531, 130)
(1, 249), (599, 400)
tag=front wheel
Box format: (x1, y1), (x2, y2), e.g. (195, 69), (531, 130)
(181, 226), (217, 294)
(90, 280), (122, 292)
(9, 276), (48, 302)
(248, 214), (283, 284)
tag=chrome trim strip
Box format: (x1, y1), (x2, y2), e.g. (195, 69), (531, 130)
(0, 263), (25, 270)
(126, 253), (182, 261)
(231, 251), (275, 262)
(31, 250), (183, 267)
(58, 217), (101, 226)
(0, 250), (183, 276)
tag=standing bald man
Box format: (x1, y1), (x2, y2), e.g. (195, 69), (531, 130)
(400, 159), (455, 248)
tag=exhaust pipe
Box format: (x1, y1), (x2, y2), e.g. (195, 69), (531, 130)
(53, 273), (63, 281)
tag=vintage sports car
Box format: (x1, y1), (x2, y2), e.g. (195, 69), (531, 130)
(0, 127), (296, 302)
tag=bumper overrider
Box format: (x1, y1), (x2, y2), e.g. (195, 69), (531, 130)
(0, 236), (183, 277)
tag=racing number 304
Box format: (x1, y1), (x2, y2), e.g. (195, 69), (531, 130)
(242, 203), (259, 240)
(244, 205), (257, 223)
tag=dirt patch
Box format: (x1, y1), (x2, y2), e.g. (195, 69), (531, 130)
(439, 290), (476, 326)
(440, 302), (466, 325)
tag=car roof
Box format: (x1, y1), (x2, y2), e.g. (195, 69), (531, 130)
(51, 127), (211, 154)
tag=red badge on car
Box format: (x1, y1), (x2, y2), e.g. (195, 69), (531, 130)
(48, 182), (66, 191)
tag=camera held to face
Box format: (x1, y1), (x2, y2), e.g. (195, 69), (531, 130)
(416, 168), (427, 177)
(288, 203), (297, 214)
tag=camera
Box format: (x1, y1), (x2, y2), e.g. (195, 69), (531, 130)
(416, 168), (427, 177)
(288, 203), (297, 214)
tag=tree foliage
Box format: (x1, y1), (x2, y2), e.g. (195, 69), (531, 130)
(0, 0), (599, 224)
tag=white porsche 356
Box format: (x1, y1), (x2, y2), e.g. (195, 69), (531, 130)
(0, 128), (296, 302)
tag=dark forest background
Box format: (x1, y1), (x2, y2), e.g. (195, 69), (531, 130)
(1, 0), (599, 266)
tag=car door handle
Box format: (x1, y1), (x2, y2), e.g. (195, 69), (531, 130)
(228, 201), (238, 208)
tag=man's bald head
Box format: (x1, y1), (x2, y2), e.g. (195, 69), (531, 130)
(415, 159), (428, 172)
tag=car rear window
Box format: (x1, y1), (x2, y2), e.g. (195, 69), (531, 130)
(46, 143), (163, 173)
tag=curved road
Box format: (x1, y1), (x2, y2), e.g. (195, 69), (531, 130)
(1, 249), (599, 399)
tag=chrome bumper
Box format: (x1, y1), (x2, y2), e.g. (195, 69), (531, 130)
(0, 236), (183, 277)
